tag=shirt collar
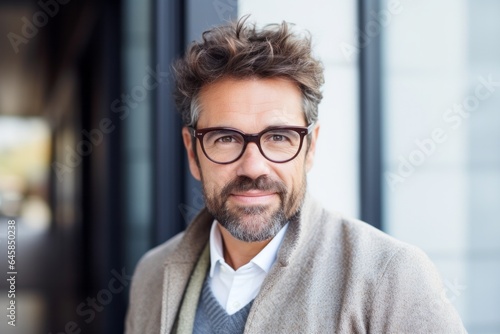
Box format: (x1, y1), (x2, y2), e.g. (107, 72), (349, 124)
(209, 220), (289, 276)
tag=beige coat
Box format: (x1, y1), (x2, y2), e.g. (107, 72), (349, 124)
(125, 193), (467, 333)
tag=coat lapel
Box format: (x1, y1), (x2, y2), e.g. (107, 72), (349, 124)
(161, 263), (196, 333)
(159, 208), (213, 333)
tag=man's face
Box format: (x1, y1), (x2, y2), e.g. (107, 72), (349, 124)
(182, 77), (319, 242)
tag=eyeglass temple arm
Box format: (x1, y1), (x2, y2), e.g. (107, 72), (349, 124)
(188, 127), (197, 137)
(307, 122), (316, 133)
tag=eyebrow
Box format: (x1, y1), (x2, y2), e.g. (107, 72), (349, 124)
(199, 123), (307, 134)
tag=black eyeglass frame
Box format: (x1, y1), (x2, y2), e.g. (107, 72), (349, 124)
(188, 123), (315, 164)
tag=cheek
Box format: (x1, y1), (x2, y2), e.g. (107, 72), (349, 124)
(275, 162), (304, 187)
(199, 162), (234, 191)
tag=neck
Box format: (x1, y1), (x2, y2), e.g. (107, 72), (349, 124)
(218, 224), (272, 270)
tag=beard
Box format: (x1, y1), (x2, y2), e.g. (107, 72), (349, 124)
(202, 174), (306, 242)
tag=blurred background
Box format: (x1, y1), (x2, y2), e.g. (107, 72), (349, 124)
(0, 0), (498, 333)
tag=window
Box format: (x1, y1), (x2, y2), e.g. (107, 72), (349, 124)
(382, 1), (500, 331)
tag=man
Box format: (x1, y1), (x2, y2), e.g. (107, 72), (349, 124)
(125, 18), (466, 333)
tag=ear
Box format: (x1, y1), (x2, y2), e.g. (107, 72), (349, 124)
(305, 123), (320, 172)
(182, 127), (201, 181)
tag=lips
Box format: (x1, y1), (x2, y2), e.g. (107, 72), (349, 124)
(229, 191), (278, 205)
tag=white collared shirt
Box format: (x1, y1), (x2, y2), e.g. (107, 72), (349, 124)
(208, 221), (289, 315)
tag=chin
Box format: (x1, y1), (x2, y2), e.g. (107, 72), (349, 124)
(217, 207), (288, 242)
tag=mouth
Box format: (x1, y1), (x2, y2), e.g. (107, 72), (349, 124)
(229, 191), (278, 206)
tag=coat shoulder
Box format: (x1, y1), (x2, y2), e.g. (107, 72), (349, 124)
(135, 232), (185, 277)
(125, 232), (185, 333)
(313, 208), (466, 333)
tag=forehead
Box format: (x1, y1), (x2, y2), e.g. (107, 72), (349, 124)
(196, 77), (305, 130)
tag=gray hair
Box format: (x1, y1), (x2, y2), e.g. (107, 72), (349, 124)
(173, 16), (324, 127)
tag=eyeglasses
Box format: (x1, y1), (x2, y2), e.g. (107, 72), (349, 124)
(188, 123), (315, 164)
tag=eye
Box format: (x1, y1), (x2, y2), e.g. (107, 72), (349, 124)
(204, 130), (242, 146)
(263, 131), (293, 143)
(216, 135), (237, 143)
(271, 134), (286, 142)
(211, 132), (242, 145)
(262, 129), (301, 147)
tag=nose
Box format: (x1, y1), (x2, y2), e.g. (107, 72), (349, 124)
(235, 142), (271, 179)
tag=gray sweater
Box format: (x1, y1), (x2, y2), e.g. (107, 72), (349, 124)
(193, 276), (253, 334)
(125, 193), (467, 333)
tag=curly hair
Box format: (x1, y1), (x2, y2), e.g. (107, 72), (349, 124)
(172, 16), (324, 127)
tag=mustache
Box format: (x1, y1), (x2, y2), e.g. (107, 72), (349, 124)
(220, 175), (287, 199)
